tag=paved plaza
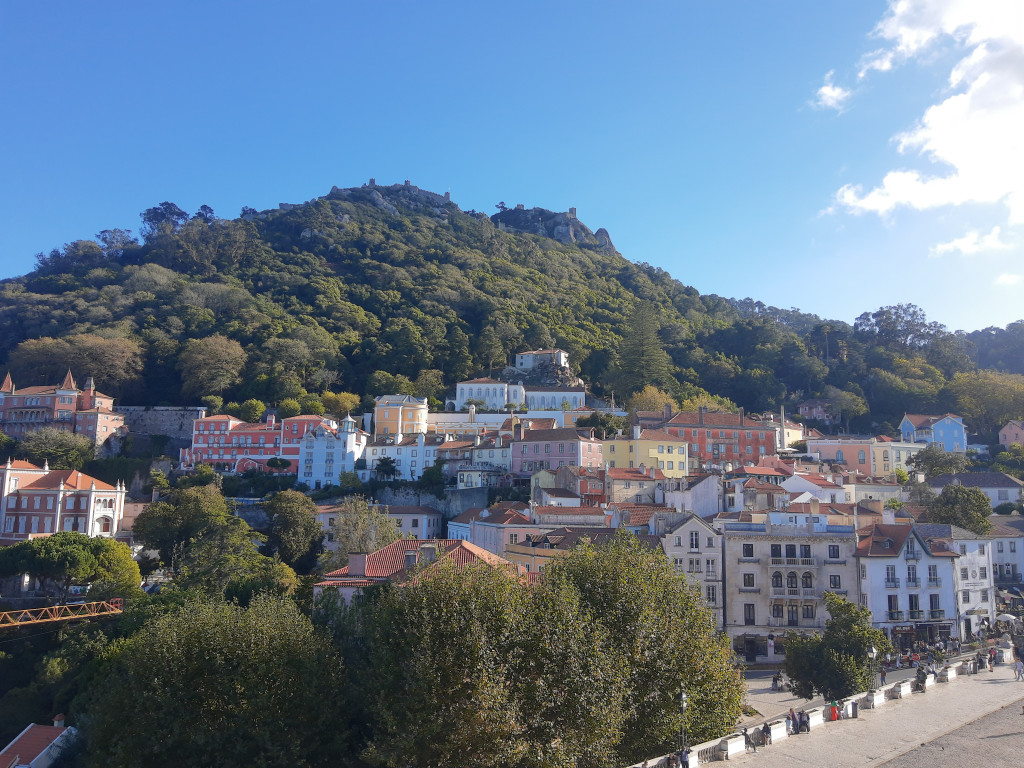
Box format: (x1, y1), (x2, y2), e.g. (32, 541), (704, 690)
(721, 662), (1024, 767)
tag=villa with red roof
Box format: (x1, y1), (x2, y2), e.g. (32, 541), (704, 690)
(0, 719), (76, 768)
(314, 538), (520, 604)
(0, 458), (126, 539)
(0, 371), (126, 452)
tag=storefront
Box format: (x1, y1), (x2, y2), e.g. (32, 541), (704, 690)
(891, 624), (915, 651)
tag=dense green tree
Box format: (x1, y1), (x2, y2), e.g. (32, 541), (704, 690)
(265, 490), (323, 573)
(79, 596), (347, 767)
(611, 302), (675, 396)
(925, 483), (993, 535)
(907, 444), (971, 477)
(627, 384), (678, 414)
(375, 455), (398, 480)
(176, 334), (247, 396)
(574, 411), (630, 439)
(6, 335), (144, 396)
(544, 532), (743, 760)
(784, 592), (892, 700)
(321, 391), (361, 418)
(19, 427), (94, 470)
(0, 533), (140, 603)
(238, 398), (266, 423)
(132, 485), (231, 570)
(276, 397), (301, 418)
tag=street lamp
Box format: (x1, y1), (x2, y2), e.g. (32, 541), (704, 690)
(868, 645), (878, 689)
(680, 690), (689, 750)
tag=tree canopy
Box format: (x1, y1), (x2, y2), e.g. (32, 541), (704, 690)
(924, 483), (993, 535)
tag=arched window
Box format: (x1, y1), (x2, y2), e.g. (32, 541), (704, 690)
(802, 572), (813, 589)
(836, 449), (845, 463)
(772, 572), (783, 588)
(787, 572), (798, 589)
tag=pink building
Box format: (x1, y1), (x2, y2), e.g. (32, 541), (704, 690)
(180, 413), (335, 473)
(510, 425), (603, 479)
(0, 371), (126, 451)
(0, 458), (126, 539)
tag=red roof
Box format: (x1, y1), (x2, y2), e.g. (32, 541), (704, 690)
(323, 539), (511, 580)
(21, 470), (115, 491)
(606, 467), (666, 481)
(0, 724), (69, 764)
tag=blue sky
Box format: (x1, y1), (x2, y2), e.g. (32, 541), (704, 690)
(2, 1), (1021, 333)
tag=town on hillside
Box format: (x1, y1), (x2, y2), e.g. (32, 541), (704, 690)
(3, 348), (1023, 672)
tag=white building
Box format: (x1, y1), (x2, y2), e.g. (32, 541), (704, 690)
(855, 522), (959, 650)
(663, 514), (724, 628)
(917, 523), (997, 639)
(298, 415), (368, 489)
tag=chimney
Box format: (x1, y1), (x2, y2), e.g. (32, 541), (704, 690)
(738, 407), (745, 425)
(699, 406), (706, 425)
(664, 402), (672, 419)
(810, 497), (820, 516)
(633, 425), (641, 439)
(53, 714), (65, 728)
(882, 507), (896, 525)
(266, 413), (276, 428)
(514, 422), (524, 441)
(348, 553), (368, 577)
(649, 465), (656, 479)
(862, 499), (883, 515)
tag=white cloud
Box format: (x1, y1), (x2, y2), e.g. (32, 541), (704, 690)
(930, 225), (1011, 257)
(995, 273), (1022, 286)
(835, 1), (1024, 224)
(814, 70), (851, 111)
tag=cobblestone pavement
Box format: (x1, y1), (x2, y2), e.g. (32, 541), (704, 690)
(721, 664), (1024, 768)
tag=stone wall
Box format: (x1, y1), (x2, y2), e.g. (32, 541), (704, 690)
(114, 406), (205, 440)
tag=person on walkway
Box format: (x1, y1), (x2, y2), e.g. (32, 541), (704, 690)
(880, 668), (887, 685)
(680, 746), (691, 768)
(1014, 657), (1023, 681)
(761, 722), (772, 746)
(667, 753), (677, 768)
(800, 711), (810, 733)
(742, 727), (757, 753)
(785, 713), (793, 735)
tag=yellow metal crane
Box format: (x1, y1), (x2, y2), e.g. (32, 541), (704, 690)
(0, 598), (124, 628)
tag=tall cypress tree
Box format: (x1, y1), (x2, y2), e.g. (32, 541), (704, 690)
(613, 301), (675, 396)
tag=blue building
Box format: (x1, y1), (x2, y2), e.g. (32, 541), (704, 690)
(899, 413), (967, 453)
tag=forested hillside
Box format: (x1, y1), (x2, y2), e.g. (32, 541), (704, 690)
(2, 181), (1024, 438)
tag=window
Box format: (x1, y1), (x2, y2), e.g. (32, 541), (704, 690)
(928, 564), (938, 580)
(1012, 541), (1018, 553)
(960, 544), (967, 555)
(908, 593), (920, 611)
(980, 566), (988, 579)
(411, 519), (419, 528)
(744, 604), (755, 625)
(771, 544), (782, 558)
(742, 543), (754, 558)
(858, 450), (866, 464)
(930, 593), (940, 610)
(861, 563), (866, 579)
(962, 590), (971, 604)
(786, 544), (797, 558)
(998, 541), (1004, 553)
(801, 572), (812, 589)
(888, 595), (899, 611)
(787, 572), (798, 589)
(981, 589), (989, 601)
(690, 531), (700, 549)
(772, 604), (784, 618)
(707, 537), (714, 548)
(509, 533), (519, 545)
(800, 544), (811, 559)
(772, 572), (783, 587)
(674, 536), (682, 547)
(802, 604), (815, 619)
(979, 544), (986, 556)
(743, 573), (755, 588)
(885, 565), (897, 581)
(829, 575), (841, 589)
(689, 558), (701, 573)
(828, 545), (839, 559)
(961, 567), (969, 579)
(706, 585), (716, 604)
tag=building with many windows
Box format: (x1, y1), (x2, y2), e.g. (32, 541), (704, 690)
(915, 523), (996, 638)
(855, 523), (959, 651)
(601, 428), (689, 479)
(0, 371), (126, 451)
(0, 458), (126, 539)
(663, 514), (724, 628)
(721, 504), (859, 663)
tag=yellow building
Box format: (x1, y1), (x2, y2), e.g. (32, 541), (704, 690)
(602, 428), (689, 479)
(373, 395), (428, 438)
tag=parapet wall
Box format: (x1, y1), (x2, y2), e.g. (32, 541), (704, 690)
(114, 406), (205, 440)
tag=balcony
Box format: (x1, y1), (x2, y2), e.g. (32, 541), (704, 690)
(906, 578), (921, 588)
(904, 550), (921, 561)
(824, 558), (847, 565)
(738, 557), (760, 564)
(884, 578), (901, 588)
(927, 577), (942, 587)
(888, 610), (905, 621)
(930, 609), (945, 620)
(738, 587), (761, 594)
(770, 557), (819, 567)
(995, 573), (1023, 585)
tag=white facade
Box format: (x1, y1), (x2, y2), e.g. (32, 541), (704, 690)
(298, 416), (368, 489)
(452, 379), (526, 411)
(663, 515), (724, 628)
(857, 526), (959, 650)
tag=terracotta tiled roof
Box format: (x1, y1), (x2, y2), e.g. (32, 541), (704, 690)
(21, 470), (115, 491)
(637, 429), (688, 442)
(322, 539), (512, 581)
(0, 724), (69, 764)
(517, 428), (598, 442)
(792, 473), (843, 489)
(606, 467), (666, 481)
(665, 411), (761, 428)
(532, 505), (606, 516)
(611, 504), (666, 526)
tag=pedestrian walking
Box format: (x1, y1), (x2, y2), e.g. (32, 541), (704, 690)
(1014, 658), (1023, 681)
(880, 668), (887, 685)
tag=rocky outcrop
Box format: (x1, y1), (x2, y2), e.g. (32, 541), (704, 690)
(491, 206), (616, 253)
